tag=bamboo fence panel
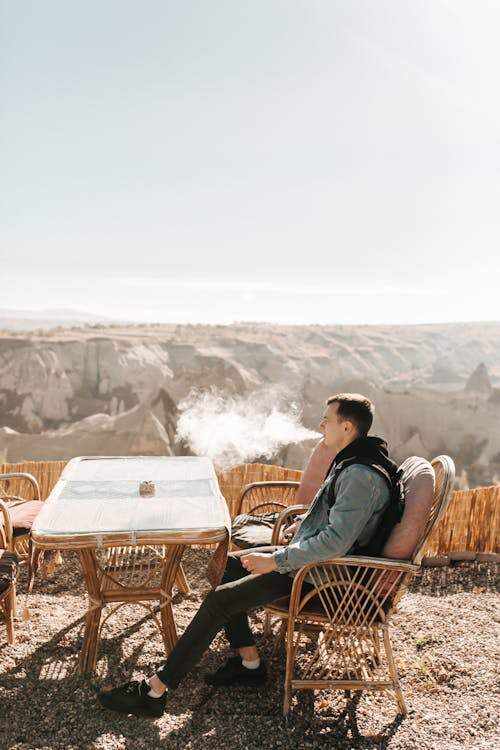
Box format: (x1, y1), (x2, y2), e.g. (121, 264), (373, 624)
(0, 460), (67, 504)
(424, 485), (500, 555)
(1, 460), (498, 555)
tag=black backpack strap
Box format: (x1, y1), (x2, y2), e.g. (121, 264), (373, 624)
(327, 457), (393, 510)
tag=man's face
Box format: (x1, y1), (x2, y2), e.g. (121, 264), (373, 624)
(319, 402), (351, 450)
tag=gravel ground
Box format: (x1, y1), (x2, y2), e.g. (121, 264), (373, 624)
(1, 551), (498, 750)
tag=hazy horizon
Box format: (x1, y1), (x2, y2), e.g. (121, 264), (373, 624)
(2, 1), (499, 325)
(1, 305), (499, 330)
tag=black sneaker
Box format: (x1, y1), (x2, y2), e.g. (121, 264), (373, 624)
(98, 679), (167, 718)
(204, 656), (267, 687)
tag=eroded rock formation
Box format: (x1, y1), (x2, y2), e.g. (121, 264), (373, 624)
(1, 322), (499, 486)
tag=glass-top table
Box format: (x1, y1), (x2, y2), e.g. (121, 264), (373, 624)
(31, 456), (231, 672)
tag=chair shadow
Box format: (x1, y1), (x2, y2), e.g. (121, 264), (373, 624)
(342, 691), (404, 747)
(282, 689), (405, 748)
(254, 634), (408, 748)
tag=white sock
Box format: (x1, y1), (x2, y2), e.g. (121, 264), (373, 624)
(241, 657), (261, 670)
(146, 678), (166, 698)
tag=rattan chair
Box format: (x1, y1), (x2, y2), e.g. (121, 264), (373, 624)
(0, 472), (48, 583)
(231, 481), (301, 554)
(234, 480), (301, 517)
(265, 455), (455, 715)
(0, 499), (19, 644)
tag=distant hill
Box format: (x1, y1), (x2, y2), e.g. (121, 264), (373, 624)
(1, 321), (499, 487)
(0, 308), (114, 331)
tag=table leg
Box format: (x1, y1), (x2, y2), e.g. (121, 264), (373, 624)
(175, 563), (190, 594)
(78, 548), (103, 672)
(160, 544), (186, 654)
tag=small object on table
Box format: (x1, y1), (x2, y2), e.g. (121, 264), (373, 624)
(140, 480), (156, 497)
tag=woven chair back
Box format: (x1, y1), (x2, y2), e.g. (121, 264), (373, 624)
(234, 481), (300, 517)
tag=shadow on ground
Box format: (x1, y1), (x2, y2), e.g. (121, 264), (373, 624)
(1, 605), (407, 750)
(1, 556), (497, 749)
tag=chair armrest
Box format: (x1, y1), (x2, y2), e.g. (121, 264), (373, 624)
(271, 504), (310, 545)
(0, 472), (41, 501)
(0, 499), (14, 551)
(318, 556), (419, 573)
(234, 481), (301, 517)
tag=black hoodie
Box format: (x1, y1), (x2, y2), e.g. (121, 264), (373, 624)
(328, 436), (398, 487)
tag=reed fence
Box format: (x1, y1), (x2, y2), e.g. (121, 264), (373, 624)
(1, 460), (498, 556)
(424, 485), (499, 556)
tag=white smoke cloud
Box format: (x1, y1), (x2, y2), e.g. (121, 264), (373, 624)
(176, 388), (321, 469)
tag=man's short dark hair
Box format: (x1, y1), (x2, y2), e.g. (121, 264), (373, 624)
(326, 393), (374, 437)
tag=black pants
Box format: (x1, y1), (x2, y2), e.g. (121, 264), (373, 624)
(157, 552), (297, 688)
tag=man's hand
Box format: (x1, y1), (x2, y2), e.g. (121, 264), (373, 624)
(279, 519), (302, 544)
(240, 552), (277, 575)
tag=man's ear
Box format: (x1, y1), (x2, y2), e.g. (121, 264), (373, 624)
(344, 419), (355, 435)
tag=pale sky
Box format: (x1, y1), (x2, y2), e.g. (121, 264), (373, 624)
(1, 1), (499, 325)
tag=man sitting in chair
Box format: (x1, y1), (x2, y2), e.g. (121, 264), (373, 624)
(99, 393), (398, 718)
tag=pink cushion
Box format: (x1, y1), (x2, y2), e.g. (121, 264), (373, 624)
(382, 456), (435, 561)
(0, 500), (44, 536)
(296, 440), (337, 506)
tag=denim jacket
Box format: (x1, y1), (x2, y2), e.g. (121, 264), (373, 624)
(273, 462), (390, 574)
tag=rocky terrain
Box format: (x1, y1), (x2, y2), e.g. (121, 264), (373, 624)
(1, 322), (500, 486)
